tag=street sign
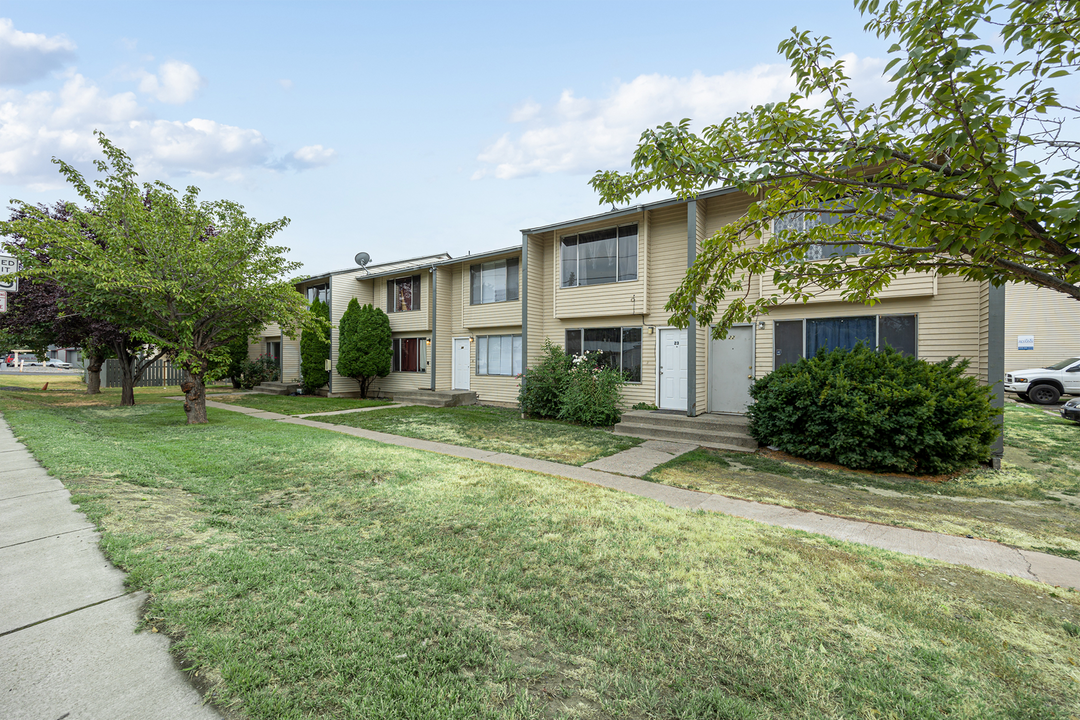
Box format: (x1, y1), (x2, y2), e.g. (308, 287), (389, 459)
(0, 254), (18, 293)
(0, 290), (6, 313)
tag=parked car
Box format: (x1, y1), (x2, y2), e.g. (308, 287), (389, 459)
(1004, 356), (1080, 404)
(44, 358), (73, 369)
(1061, 397), (1080, 424)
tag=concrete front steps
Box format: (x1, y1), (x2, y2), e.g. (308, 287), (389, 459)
(614, 410), (757, 452)
(392, 389), (478, 407)
(250, 381), (300, 395)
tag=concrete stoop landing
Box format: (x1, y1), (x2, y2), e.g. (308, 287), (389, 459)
(614, 410), (757, 452)
(250, 381), (300, 395)
(392, 389), (478, 407)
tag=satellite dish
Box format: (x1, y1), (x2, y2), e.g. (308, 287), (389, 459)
(354, 252), (371, 267)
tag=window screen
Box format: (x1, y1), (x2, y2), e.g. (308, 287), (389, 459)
(774, 320), (803, 368)
(879, 315), (917, 356)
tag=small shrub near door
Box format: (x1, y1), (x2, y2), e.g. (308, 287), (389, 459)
(238, 355), (279, 390)
(747, 345), (999, 474)
(518, 339), (625, 427)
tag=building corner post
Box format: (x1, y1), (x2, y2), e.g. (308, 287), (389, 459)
(988, 282), (1005, 469)
(430, 267), (437, 391)
(687, 200), (698, 417)
(520, 232), (529, 416)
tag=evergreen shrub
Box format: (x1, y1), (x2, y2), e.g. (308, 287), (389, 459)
(300, 298), (331, 393)
(747, 344), (999, 474)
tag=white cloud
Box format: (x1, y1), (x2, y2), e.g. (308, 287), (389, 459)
(0, 18), (76, 85)
(289, 145), (336, 168)
(136, 60), (205, 104)
(279, 78), (293, 90)
(0, 73), (334, 187)
(509, 100), (540, 123)
(475, 57), (889, 180)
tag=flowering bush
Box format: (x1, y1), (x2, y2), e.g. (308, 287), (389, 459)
(518, 340), (625, 427)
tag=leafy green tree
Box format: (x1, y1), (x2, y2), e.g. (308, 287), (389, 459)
(337, 299), (391, 399)
(300, 298), (331, 393)
(1, 133), (316, 423)
(218, 335), (253, 389)
(591, 0), (1080, 334)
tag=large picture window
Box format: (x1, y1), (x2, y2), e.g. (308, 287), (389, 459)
(470, 258), (519, 305)
(477, 335), (522, 376)
(772, 210), (868, 260)
(564, 327), (642, 383)
(560, 224), (637, 287)
(775, 314), (918, 369)
(392, 337), (426, 372)
(387, 275), (421, 313)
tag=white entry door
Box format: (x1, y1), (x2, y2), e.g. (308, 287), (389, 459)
(709, 325), (754, 414)
(452, 337), (471, 390)
(658, 328), (688, 410)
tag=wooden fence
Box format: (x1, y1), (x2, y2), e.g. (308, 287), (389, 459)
(103, 358), (188, 388)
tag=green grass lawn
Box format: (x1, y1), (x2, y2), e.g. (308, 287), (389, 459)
(643, 403), (1080, 558)
(1, 400), (1078, 719)
(317, 404), (641, 466)
(209, 393), (392, 415)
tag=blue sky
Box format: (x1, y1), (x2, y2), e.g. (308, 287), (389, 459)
(0, 1), (893, 276)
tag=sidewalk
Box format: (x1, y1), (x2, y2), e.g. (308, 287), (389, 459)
(0, 417), (220, 720)
(203, 398), (1080, 590)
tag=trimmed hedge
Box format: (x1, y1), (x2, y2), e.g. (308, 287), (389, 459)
(747, 345), (999, 474)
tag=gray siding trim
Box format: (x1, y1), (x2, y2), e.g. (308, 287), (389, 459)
(430, 268), (437, 391)
(520, 185), (741, 235)
(988, 282), (1005, 467)
(687, 200), (698, 417)
(521, 232), (528, 388)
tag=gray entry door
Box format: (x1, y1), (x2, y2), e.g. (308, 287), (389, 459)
(708, 325), (754, 414)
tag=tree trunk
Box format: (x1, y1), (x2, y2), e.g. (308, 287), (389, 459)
(117, 356), (136, 406)
(85, 348), (105, 395)
(231, 377), (242, 389)
(181, 369), (208, 425)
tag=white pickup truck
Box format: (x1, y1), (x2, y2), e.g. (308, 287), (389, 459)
(1004, 357), (1080, 404)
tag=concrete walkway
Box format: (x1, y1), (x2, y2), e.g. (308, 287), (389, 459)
(195, 399), (1080, 590)
(0, 417), (220, 720)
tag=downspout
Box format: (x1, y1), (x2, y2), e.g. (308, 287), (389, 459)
(429, 266), (437, 391)
(326, 282), (332, 396)
(988, 282), (1005, 469)
(520, 231), (528, 413)
(686, 200), (698, 417)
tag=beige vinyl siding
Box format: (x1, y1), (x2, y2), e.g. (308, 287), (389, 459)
(328, 270), (374, 396)
(752, 275), (986, 380)
(553, 213), (647, 319)
(644, 205), (688, 323)
(366, 332), (431, 397)
(525, 233), (550, 368)
(440, 260), (523, 403)
(462, 253), (521, 329)
(1005, 282), (1080, 371)
(281, 338), (301, 383)
(760, 265), (937, 302)
(470, 325), (523, 404)
(694, 201), (707, 414)
(378, 273), (432, 333)
(433, 265), (453, 391)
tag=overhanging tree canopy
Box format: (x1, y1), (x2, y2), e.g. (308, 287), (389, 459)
(590, 0), (1080, 334)
(1, 133), (316, 423)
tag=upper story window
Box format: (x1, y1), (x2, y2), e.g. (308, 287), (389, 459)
(560, 224), (637, 288)
(387, 275), (421, 313)
(772, 210), (869, 260)
(470, 258), (519, 305)
(306, 283), (328, 304)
